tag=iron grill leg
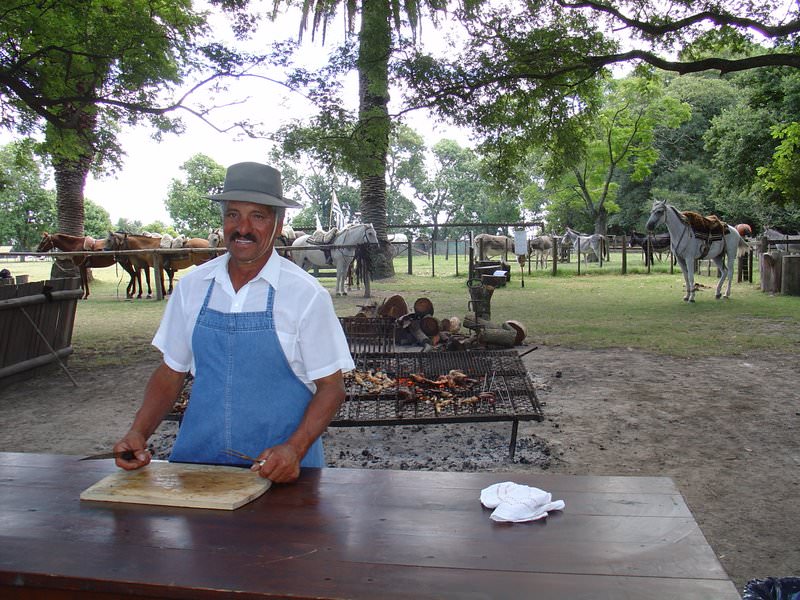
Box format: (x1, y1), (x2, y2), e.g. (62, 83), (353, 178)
(509, 420), (519, 460)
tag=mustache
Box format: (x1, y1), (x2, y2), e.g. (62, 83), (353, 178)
(229, 232), (257, 243)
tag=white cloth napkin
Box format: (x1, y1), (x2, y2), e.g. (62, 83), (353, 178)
(480, 481), (565, 522)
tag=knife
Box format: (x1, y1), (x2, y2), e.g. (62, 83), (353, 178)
(79, 449), (149, 461)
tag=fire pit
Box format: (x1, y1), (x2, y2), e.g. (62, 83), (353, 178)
(167, 349), (542, 459)
(333, 350), (543, 459)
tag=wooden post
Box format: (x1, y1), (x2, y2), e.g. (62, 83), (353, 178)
(152, 251), (164, 301)
(781, 255), (800, 296)
(551, 239), (558, 276)
(431, 239), (436, 278)
(407, 239), (412, 275)
(621, 234), (627, 275)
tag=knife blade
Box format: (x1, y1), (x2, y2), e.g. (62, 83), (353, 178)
(79, 449), (146, 461)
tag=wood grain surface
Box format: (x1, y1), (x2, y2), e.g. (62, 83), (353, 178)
(79, 460), (271, 510)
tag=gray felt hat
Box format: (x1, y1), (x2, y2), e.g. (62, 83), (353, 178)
(209, 162), (301, 208)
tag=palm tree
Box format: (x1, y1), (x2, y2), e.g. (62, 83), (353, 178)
(275, 0), (453, 278)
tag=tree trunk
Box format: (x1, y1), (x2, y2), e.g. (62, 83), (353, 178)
(356, 0), (394, 279)
(47, 111), (96, 278)
(53, 155), (90, 236)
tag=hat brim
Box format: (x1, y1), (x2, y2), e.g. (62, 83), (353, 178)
(209, 190), (302, 209)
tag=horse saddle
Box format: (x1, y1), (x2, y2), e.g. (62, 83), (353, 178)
(681, 211), (728, 237)
(307, 228), (338, 265)
(307, 228), (338, 245)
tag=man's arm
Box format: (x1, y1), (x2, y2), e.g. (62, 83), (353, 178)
(113, 361), (187, 470)
(253, 370), (345, 483)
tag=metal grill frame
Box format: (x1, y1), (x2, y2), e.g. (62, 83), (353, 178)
(338, 316), (396, 355)
(330, 350), (543, 458)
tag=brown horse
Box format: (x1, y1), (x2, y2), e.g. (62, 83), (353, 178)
(161, 233), (224, 294)
(36, 232), (137, 299)
(104, 231), (164, 299)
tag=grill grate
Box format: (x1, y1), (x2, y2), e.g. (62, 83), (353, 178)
(333, 350), (542, 426)
(338, 317), (396, 355)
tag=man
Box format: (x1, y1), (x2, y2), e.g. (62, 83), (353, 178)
(113, 162), (354, 483)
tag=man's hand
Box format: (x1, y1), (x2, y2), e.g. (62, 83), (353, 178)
(251, 444), (301, 483)
(113, 432), (152, 471)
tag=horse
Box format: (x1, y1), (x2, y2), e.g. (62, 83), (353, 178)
(527, 235), (553, 269)
(104, 231), (163, 299)
(159, 234), (223, 295)
(290, 223), (379, 296)
(763, 227), (800, 253)
(561, 228), (608, 267)
(473, 233), (514, 261)
(628, 230), (671, 266)
(646, 200), (749, 302)
(36, 232), (137, 299)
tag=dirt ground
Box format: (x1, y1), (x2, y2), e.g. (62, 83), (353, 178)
(1, 344), (797, 595)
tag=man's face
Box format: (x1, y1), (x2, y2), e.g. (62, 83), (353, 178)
(223, 201), (282, 265)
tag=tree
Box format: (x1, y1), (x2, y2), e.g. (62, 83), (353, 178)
(545, 76), (691, 234)
(703, 66), (800, 228)
(0, 0), (210, 238)
(254, 0), (461, 278)
(402, 1), (800, 188)
(385, 125), (424, 229)
(0, 140), (56, 250)
(165, 154), (226, 237)
(115, 218), (144, 233)
(83, 200), (113, 239)
(758, 122), (800, 205)
(550, 0), (800, 74)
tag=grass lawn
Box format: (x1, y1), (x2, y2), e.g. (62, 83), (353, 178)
(4, 248), (798, 365)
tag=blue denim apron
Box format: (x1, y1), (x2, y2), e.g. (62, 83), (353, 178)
(169, 279), (324, 467)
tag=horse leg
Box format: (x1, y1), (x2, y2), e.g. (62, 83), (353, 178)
(80, 264), (89, 299)
(675, 257), (692, 301)
(144, 267), (153, 299)
(335, 262), (346, 296)
(684, 258), (697, 302)
(135, 268), (143, 299)
(718, 250), (735, 299)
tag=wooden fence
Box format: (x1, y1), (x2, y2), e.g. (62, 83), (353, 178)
(0, 277), (82, 382)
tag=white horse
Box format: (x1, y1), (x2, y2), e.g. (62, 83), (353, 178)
(561, 228), (608, 267)
(646, 200), (749, 302)
(474, 233), (514, 261)
(291, 223), (379, 296)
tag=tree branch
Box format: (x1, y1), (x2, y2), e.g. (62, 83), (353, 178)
(554, 0), (800, 39)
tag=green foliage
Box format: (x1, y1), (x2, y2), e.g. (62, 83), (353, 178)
(83, 200), (113, 239)
(115, 218), (144, 234)
(0, 140), (56, 249)
(544, 76), (691, 233)
(757, 122), (800, 204)
(164, 154), (225, 236)
(0, 0), (210, 172)
(386, 124), (425, 226)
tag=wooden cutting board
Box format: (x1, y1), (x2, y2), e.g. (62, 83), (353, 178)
(80, 461), (271, 510)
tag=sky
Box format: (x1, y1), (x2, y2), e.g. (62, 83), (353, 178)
(80, 6), (471, 226)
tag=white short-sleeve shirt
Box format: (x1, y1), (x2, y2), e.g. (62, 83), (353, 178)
(152, 250), (354, 390)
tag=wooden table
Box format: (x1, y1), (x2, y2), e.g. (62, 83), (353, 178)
(0, 453), (738, 599)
